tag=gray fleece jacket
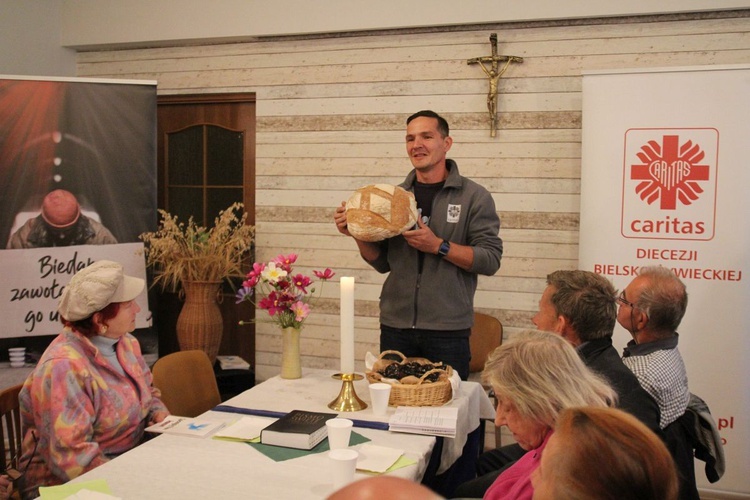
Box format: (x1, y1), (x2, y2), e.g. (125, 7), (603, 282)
(367, 159), (503, 331)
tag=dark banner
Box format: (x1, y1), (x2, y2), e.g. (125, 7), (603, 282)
(0, 76), (156, 337)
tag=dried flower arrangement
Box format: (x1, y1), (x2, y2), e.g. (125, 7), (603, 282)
(139, 202), (255, 292)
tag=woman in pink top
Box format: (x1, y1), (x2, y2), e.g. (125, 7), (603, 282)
(17, 261), (169, 499)
(482, 330), (616, 500)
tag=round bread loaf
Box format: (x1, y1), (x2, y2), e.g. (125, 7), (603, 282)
(345, 184), (418, 242)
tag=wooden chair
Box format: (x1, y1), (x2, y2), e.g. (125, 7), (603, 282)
(469, 312), (503, 374)
(0, 383), (24, 476)
(469, 312), (503, 451)
(152, 350), (222, 418)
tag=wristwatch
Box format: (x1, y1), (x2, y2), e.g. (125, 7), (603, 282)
(437, 239), (451, 257)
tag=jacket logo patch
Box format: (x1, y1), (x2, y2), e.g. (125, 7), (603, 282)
(447, 204), (461, 223)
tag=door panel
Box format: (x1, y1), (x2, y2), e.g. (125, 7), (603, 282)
(155, 93), (256, 365)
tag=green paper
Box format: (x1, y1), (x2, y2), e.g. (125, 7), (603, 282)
(361, 455), (418, 475)
(213, 435), (261, 443)
(39, 479), (113, 499)
(248, 430), (370, 461)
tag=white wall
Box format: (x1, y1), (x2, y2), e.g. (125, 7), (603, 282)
(2, 1), (748, 74)
(74, 12), (750, 390)
(0, 0), (76, 76)
(60, 0), (750, 49)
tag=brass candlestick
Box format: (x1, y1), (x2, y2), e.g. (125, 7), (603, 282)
(328, 373), (367, 411)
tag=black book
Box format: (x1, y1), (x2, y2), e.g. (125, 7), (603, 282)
(260, 410), (338, 450)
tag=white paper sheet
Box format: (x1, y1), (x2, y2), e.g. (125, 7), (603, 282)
(355, 444), (404, 473)
(212, 416), (270, 441)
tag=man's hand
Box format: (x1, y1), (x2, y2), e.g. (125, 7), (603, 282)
(404, 218), (475, 271)
(402, 217), (441, 254)
(334, 201), (352, 237)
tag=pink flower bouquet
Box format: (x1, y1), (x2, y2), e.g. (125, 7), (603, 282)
(236, 253), (335, 329)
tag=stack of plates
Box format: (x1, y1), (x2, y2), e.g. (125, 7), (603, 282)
(9, 347), (26, 367)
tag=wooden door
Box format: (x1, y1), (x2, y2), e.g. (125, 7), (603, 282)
(154, 93), (256, 365)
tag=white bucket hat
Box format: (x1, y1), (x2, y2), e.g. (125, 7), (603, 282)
(58, 260), (145, 321)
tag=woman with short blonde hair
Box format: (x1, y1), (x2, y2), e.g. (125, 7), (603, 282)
(481, 330), (616, 500)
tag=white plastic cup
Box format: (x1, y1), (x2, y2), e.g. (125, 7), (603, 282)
(329, 448), (358, 490)
(326, 418), (353, 450)
(368, 382), (392, 416)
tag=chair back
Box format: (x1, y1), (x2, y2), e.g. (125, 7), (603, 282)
(152, 350), (221, 417)
(662, 412), (700, 500)
(469, 312), (503, 373)
(0, 383), (23, 474)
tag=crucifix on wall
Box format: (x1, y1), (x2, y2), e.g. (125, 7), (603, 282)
(467, 33), (523, 137)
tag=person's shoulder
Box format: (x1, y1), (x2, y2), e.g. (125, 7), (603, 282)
(119, 333), (144, 353)
(84, 215), (106, 229)
(623, 351), (675, 383)
(28, 345), (93, 389)
(585, 342), (631, 374)
(40, 331), (93, 361)
(593, 350), (654, 395)
(455, 174), (493, 199)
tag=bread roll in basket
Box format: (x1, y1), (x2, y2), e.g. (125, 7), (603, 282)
(345, 184), (418, 242)
(366, 350), (453, 406)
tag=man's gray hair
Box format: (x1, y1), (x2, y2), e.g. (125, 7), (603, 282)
(547, 270), (617, 342)
(636, 266), (688, 334)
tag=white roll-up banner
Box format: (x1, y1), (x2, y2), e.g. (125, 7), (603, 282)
(580, 65), (749, 496)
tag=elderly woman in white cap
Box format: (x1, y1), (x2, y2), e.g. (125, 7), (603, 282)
(16, 260), (168, 498)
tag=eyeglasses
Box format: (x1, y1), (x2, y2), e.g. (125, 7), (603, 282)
(5, 430), (37, 483)
(616, 291), (636, 309)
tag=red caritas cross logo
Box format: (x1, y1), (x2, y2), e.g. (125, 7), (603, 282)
(630, 135), (709, 210)
(622, 128), (718, 241)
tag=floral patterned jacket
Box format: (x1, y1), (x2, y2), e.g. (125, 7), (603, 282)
(18, 328), (167, 496)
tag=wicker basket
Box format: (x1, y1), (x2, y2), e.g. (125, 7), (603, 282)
(175, 281), (224, 363)
(366, 350), (453, 406)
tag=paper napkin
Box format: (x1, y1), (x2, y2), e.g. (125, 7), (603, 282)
(213, 416), (270, 442)
(355, 443), (404, 473)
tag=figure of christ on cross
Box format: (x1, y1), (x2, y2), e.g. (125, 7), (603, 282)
(467, 33), (523, 137)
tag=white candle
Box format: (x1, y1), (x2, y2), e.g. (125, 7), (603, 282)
(340, 277), (355, 374)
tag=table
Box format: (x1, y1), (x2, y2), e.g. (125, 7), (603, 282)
(0, 363), (34, 389)
(220, 369), (495, 474)
(69, 368), (494, 499)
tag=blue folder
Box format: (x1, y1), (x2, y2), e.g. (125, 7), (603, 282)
(212, 404), (390, 431)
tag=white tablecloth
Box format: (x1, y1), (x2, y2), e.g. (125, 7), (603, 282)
(68, 369), (449, 499)
(220, 368), (496, 474)
(69, 415), (434, 499)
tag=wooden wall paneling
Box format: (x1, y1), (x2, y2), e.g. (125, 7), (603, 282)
(75, 11), (750, 381)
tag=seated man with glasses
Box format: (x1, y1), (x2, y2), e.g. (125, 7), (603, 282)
(617, 266), (697, 499)
(617, 266), (690, 430)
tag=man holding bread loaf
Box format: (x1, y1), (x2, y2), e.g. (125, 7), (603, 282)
(334, 110), (503, 380)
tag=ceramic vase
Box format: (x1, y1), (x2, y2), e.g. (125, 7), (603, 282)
(280, 326), (302, 379)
